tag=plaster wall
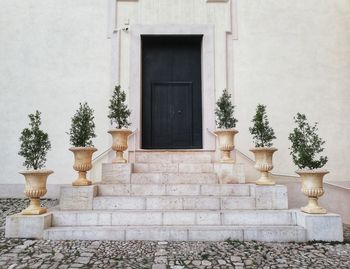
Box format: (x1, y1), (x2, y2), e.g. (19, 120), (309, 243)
(234, 0), (350, 181)
(0, 0), (112, 184)
(0, 0), (350, 185)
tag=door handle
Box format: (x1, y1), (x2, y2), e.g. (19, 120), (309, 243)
(177, 110), (182, 115)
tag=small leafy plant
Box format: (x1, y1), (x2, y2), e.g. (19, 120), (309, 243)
(215, 89), (238, 129)
(249, 104), (276, 147)
(68, 102), (96, 147)
(288, 113), (328, 170)
(108, 85), (131, 129)
(18, 111), (51, 170)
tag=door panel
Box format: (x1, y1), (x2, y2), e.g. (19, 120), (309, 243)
(142, 35), (202, 149)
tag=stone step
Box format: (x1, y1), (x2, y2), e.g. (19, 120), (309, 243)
(133, 163), (220, 173)
(92, 196), (256, 210)
(130, 173), (218, 184)
(51, 210), (297, 227)
(101, 163), (245, 184)
(129, 151), (214, 164)
(43, 225), (306, 242)
(97, 183), (251, 196)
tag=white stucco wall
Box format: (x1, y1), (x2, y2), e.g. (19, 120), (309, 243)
(0, 0), (112, 184)
(0, 0), (349, 185)
(234, 0), (350, 181)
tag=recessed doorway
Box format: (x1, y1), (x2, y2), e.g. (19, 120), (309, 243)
(141, 35), (203, 149)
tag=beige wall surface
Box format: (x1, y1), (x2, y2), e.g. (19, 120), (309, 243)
(234, 0), (350, 181)
(1, 0), (350, 184)
(0, 0), (112, 184)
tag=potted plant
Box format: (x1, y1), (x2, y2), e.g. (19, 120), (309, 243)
(18, 111), (53, 215)
(289, 113), (328, 214)
(108, 85), (132, 163)
(214, 89), (238, 163)
(249, 104), (277, 185)
(68, 102), (97, 186)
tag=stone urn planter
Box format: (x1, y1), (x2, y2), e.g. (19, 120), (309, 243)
(108, 129), (132, 163)
(250, 147), (278, 185)
(214, 129), (239, 163)
(70, 147), (97, 186)
(296, 170), (328, 214)
(20, 170), (53, 215)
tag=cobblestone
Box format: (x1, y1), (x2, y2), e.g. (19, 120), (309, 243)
(0, 199), (349, 268)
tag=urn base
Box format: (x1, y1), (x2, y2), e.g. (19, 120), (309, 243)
(21, 198), (47, 215)
(301, 198), (327, 214)
(72, 178), (92, 186)
(112, 151), (127, 163)
(256, 178), (275, 186)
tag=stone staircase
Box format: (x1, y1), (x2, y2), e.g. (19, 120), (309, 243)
(40, 151), (342, 242)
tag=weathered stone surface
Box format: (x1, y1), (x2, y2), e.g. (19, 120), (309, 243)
(101, 163), (132, 183)
(59, 185), (97, 210)
(253, 185), (288, 210)
(213, 163), (245, 184)
(296, 211), (344, 241)
(5, 213), (52, 239)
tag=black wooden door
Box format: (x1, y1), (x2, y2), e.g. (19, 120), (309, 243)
(142, 35), (203, 149)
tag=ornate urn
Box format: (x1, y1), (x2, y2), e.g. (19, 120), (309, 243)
(296, 170), (328, 214)
(69, 147), (97, 186)
(250, 147), (278, 185)
(20, 170), (53, 215)
(108, 129), (132, 163)
(214, 129), (239, 163)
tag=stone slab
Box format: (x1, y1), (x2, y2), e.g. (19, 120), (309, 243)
(131, 151), (214, 164)
(93, 196), (145, 210)
(102, 163), (132, 183)
(43, 225), (306, 242)
(295, 211), (344, 241)
(243, 226), (306, 242)
(60, 185), (97, 210)
(50, 210), (298, 227)
(97, 183), (251, 196)
(252, 185), (288, 210)
(44, 226), (125, 240)
(130, 173), (218, 184)
(213, 163), (245, 184)
(221, 197), (256, 210)
(5, 213), (52, 239)
(223, 210), (295, 226)
(92, 195), (267, 210)
(188, 229), (243, 241)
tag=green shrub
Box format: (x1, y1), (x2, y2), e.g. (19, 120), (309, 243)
(108, 85), (131, 129)
(249, 104), (276, 147)
(215, 89), (238, 128)
(288, 113), (328, 169)
(18, 111), (51, 170)
(68, 102), (96, 147)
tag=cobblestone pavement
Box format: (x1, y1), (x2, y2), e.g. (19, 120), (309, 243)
(0, 199), (349, 269)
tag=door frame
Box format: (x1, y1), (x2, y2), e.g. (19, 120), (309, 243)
(129, 24), (216, 150)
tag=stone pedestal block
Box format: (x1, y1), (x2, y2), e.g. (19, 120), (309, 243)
(5, 213), (52, 239)
(253, 185), (288, 209)
(60, 185), (97, 210)
(213, 163), (245, 184)
(102, 163), (133, 183)
(296, 211), (343, 241)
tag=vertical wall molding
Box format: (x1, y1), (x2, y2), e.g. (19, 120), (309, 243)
(107, 0), (117, 39)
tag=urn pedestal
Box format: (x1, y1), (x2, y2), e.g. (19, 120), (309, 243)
(214, 129), (238, 163)
(108, 129), (132, 163)
(19, 170), (53, 215)
(70, 147), (97, 186)
(250, 147), (278, 185)
(296, 170), (329, 214)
